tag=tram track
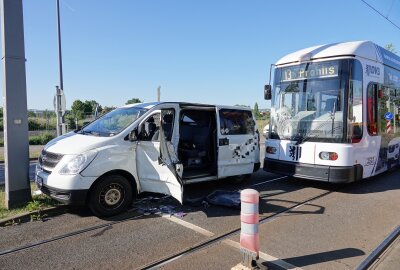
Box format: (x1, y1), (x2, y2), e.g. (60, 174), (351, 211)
(0, 174), (336, 270)
(140, 186), (340, 270)
(0, 175), (286, 258)
(355, 225), (400, 270)
(0, 212), (146, 257)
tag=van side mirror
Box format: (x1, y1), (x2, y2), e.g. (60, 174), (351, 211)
(128, 128), (138, 142)
(264, 85), (272, 100)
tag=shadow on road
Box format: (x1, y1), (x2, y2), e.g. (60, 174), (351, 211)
(262, 248), (365, 268)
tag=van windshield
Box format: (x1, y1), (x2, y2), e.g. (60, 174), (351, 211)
(78, 107), (147, 137)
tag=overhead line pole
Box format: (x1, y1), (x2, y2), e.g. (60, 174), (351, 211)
(56, 0), (64, 91)
(1, 0), (31, 208)
(56, 0), (66, 136)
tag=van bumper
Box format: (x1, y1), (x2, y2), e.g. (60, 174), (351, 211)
(263, 158), (363, 183)
(39, 184), (88, 205)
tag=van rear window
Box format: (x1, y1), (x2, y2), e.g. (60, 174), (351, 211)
(219, 109), (254, 135)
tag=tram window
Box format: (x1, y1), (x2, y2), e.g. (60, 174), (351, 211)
(367, 84), (378, 136)
(349, 80), (363, 142)
(348, 60), (363, 142)
(378, 87), (391, 135)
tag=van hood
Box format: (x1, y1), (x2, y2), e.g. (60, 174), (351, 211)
(44, 132), (114, 155)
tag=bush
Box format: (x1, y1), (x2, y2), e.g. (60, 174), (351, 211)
(41, 133), (55, 144)
(29, 133), (55, 145)
(0, 134), (54, 146)
(29, 136), (42, 145)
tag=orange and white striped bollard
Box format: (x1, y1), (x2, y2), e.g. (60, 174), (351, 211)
(240, 189), (260, 268)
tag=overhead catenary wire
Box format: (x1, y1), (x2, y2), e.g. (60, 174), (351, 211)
(361, 0), (400, 31)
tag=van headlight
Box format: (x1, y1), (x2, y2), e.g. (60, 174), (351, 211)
(59, 150), (97, 175)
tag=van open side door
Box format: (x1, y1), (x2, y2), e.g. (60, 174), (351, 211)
(136, 105), (183, 203)
(216, 107), (259, 178)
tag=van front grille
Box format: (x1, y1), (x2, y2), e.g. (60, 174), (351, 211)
(39, 150), (64, 172)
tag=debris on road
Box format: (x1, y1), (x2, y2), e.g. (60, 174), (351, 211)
(134, 195), (187, 218)
(206, 190), (241, 209)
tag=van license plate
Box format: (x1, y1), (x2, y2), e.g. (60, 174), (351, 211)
(36, 175), (43, 188)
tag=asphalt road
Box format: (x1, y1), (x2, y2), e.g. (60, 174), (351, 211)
(1, 166), (399, 269)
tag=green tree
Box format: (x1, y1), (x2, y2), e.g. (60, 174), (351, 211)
(83, 100), (94, 114)
(71, 99), (85, 120)
(385, 43), (397, 54)
(102, 106), (116, 114)
(43, 109), (56, 119)
(253, 102), (262, 119)
(27, 110), (37, 117)
(125, 98), (142, 105)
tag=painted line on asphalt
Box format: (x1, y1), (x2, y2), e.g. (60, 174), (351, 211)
(161, 215), (215, 237)
(223, 239), (303, 270)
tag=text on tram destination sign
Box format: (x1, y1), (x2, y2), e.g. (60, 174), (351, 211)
(281, 62), (339, 82)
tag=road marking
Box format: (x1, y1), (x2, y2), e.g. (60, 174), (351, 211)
(161, 215), (215, 237)
(223, 239), (303, 270)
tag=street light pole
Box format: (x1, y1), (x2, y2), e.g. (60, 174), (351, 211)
(55, 0), (65, 136)
(56, 0), (63, 91)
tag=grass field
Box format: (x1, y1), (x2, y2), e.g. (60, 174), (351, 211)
(256, 119), (269, 131)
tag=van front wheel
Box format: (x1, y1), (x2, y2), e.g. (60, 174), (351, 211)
(89, 174), (133, 217)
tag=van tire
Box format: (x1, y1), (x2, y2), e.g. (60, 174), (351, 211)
(89, 174), (133, 217)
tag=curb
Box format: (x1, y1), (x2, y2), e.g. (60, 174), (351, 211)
(0, 205), (67, 227)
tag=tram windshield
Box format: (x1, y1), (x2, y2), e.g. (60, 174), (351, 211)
(270, 59), (362, 143)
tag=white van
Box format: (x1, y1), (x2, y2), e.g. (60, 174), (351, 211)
(35, 102), (260, 216)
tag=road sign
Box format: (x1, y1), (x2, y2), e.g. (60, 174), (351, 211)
(384, 112), (394, 120)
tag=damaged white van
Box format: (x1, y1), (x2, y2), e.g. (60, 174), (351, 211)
(35, 102), (260, 216)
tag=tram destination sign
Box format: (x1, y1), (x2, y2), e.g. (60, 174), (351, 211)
(281, 62), (339, 82)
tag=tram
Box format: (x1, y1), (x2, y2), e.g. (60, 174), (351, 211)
(264, 41), (400, 182)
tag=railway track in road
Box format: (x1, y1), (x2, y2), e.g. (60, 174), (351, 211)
(0, 212), (147, 257)
(0, 175), (288, 258)
(0, 175), (342, 270)
(141, 182), (341, 270)
(355, 226), (400, 270)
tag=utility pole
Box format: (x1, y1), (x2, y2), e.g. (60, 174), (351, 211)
(55, 0), (66, 136)
(1, 0), (31, 208)
(157, 86), (161, 102)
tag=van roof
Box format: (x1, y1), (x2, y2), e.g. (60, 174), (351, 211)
(121, 102), (252, 111)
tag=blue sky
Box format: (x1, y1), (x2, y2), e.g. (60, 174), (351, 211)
(2, 0), (400, 110)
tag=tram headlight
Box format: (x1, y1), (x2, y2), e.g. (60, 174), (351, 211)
(319, 152), (338, 161)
